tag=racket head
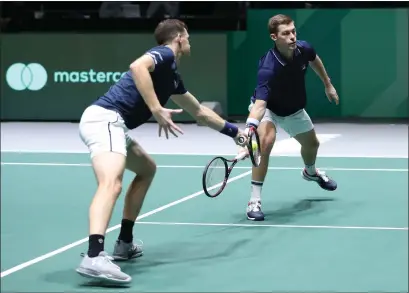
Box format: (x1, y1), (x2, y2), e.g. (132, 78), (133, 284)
(202, 156), (229, 198)
(247, 127), (262, 167)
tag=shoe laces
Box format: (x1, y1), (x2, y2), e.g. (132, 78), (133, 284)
(100, 253), (120, 270)
(249, 201), (261, 212)
(131, 239), (144, 252)
(316, 169), (329, 182)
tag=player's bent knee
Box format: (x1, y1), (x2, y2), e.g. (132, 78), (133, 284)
(98, 179), (123, 198)
(91, 152), (126, 198)
(295, 130), (320, 149)
(143, 157), (157, 177)
(312, 138), (320, 149)
(261, 138), (275, 155)
(260, 127), (276, 155)
(301, 133), (320, 150)
(125, 148), (157, 178)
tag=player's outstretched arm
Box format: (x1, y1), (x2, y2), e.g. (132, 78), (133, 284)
(171, 92), (247, 146)
(130, 55), (184, 138)
(309, 55), (332, 86)
(309, 55), (339, 105)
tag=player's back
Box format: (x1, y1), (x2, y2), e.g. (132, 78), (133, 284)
(93, 45), (183, 129)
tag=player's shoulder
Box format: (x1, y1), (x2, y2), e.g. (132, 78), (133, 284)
(258, 48), (276, 68)
(146, 45), (173, 54)
(145, 45), (175, 64)
(296, 40), (314, 51)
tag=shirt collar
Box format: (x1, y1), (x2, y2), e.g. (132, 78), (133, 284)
(272, 45), (301, 66)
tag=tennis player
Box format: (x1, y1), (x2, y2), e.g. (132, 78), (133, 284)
(76, 19), (248, 284)
(243, 14), (339, 221)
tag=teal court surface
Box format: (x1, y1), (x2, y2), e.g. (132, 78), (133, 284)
(1, 151), (408, 292)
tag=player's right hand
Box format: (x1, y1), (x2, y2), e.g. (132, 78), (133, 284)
(233, 125), (256, 160)
(235, 145), (249, 161)
(152, 107), (184, 139)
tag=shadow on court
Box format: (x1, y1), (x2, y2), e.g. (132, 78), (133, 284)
(120, 238), (252, 273)
(172, 198), (336, 241)
(43, 239), (252, 289)
(260, 197), (336, 224)
(225, 197), (335, 226)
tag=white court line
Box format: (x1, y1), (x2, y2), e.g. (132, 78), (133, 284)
(135, 221), (409, 231)
(1, 162), (408, 172)
(1, 149), (408, 158)
(0, 170), (251, 278)
(0, 134), (339, 156)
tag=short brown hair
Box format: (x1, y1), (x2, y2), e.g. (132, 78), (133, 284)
(268, 14), (294, 34)
(154, 19), (188, 45)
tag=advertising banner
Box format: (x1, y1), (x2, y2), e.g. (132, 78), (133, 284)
(1, 33), (227, 121)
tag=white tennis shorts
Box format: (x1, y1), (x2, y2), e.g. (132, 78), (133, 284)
(248, 102), (314, 137)
(79, 105), (133, 158)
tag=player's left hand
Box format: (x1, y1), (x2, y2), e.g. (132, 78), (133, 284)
(325, 84), (339, 105)
(234, 129), (249, 147)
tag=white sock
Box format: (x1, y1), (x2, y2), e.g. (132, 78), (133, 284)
(250, 180), (263, 202)
(305, 163), (317, 175)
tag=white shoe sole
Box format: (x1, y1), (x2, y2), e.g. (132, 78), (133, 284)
(76, 267), (132, 285)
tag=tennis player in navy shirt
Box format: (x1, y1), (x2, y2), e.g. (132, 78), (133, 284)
(76, 19), (248, 284)
(243, 14), (340, 221)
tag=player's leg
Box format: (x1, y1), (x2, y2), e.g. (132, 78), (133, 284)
(89, 152), (126, 244)
(76, 105), (132, 284)
(112, 137), (157, 260)
(246, 108), (278, 221)
(285, 109), (337, 191)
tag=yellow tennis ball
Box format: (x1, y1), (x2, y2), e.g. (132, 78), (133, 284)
(252, 141), (258, 151)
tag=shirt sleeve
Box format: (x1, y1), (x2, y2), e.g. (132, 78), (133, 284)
(254, 65), (274, 101)
(298, 40), (317, 62)
(145, 47), (174, 70)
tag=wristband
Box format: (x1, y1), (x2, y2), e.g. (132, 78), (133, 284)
(220, 121), (238, 138)
(246, 118), (260, 129)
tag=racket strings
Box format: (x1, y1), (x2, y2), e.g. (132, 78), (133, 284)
(205, 158), (226, 189)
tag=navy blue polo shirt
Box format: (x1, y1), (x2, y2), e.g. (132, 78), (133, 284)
(93, 45), (187, 129)
(251, 40), (317, 117)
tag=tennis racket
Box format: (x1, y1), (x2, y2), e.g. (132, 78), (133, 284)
(246, 126), (262, 167)
(202, 127), (261, 198)
(202, 151), (248, 198)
